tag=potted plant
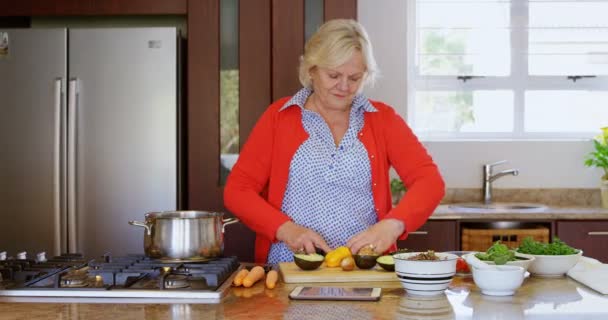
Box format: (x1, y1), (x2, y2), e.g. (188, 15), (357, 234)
(390, 178), (407, 206)
(584, 127), (608, 208)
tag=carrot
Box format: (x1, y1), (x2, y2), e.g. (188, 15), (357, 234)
(242, 266), (265, 288)
(265, 270), (279, 289)
(233, 268), (249, 286)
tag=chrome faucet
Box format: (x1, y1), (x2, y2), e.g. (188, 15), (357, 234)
(483, 160), (519, 204)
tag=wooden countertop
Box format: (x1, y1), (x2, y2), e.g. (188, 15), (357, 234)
(431, 204), (608, 220)
(1, 275), (607, 319)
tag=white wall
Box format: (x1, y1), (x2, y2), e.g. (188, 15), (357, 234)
(358, 0), (601, 189)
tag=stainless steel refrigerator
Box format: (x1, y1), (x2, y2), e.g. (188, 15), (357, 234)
(0, 28), (178, 258)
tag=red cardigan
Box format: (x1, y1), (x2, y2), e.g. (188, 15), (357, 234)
(224, 97), (445, 263)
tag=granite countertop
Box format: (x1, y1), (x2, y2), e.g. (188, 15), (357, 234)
(1, 275), (607, 319)
(431, 204), (608, 220)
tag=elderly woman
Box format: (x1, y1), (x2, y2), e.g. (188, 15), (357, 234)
(224, 19), (444, 264)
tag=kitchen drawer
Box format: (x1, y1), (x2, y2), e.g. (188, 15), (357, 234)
(556, 220), (608, 263)
(397, 220), (457, 252)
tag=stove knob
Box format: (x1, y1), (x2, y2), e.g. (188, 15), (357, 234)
(36, 252), (47, 263)
(0, 251), (6, 261)
(16, 251), (27, 260)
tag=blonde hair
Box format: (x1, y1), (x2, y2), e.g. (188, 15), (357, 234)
(299, 19), (378, 89)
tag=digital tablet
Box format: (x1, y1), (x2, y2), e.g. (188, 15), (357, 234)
(289, 286), (381, 301)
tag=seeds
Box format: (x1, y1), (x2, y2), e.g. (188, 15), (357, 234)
(407, 250), (443, 261)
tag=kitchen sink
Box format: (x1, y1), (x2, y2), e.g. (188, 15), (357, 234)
(449, 202), (548, 213)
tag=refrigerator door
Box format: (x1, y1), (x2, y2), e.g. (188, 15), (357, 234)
(0, 29), (67, 256)
(68, 28), (177, 257)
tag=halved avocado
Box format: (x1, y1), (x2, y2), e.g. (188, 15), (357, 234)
(376, 255), (395, 271)
(315, 247), (327, 256)
(293, 253), (324, 270)
(353, 254), (379, 269)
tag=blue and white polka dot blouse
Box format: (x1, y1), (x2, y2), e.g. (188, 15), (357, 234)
(267, 88), (379, 264)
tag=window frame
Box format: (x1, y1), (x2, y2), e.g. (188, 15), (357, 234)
(406, 0), (608, 141)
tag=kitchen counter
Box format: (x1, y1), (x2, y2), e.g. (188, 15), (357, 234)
(1, 275), (607, 319)
(431, 204), (608, 220)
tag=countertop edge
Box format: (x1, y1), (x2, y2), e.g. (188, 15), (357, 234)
(430, 204), (608, 220)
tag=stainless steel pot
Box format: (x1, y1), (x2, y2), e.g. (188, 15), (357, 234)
(128, 211), (239, 262)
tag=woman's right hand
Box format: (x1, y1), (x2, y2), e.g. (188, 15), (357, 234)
(275, 221), (332, 254)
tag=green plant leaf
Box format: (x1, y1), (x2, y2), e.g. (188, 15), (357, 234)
(476, 241), (516, 264)
(390, 178), (406, 194)
(517, 237), (578, 255)
(584, 135), (608, 174)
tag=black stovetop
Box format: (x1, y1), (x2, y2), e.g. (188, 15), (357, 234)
(0, 252), (240, 292)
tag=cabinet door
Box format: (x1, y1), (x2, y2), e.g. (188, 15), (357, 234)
(556, 221), (608, 263)
(397, 220), (457, 252)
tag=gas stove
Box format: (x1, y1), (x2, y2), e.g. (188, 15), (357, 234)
(0, 251), (241, 303)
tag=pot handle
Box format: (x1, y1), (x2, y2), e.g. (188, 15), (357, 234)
(222, 217), (239, 233)
(129, 220), (152, 236)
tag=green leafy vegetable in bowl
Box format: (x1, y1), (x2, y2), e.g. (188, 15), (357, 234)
(517, 237), (579, 255)
(475, 241), (516, 265)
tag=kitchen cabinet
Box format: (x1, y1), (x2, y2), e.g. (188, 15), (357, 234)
(397, 220), (458, 252)
(556, 220), (608, 263)
(0, 0), (187, 15)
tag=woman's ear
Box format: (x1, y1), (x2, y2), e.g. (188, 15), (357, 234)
(308, 65), (318, 77)
(308, 66), (317, 86)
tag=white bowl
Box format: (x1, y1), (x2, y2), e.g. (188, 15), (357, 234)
(479, 253), (536, 272)
(462, 252), (535, 272)
(393, 252), (458, 297)
(519, 250), (583, 277)
(472, 265), (526, 296)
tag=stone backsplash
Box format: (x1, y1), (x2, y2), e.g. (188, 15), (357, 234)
(442, 188), (602, 207)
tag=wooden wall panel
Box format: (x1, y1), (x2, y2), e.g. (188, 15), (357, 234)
(272, 0), (305, 100)
(0, 0), (187, 16)
(239, 0), (272, 145)
(324, 0), (357, 21)
(186, 0), (221, 211)
(223, 0), (272, 263)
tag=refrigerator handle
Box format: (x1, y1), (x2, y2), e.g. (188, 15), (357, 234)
(53, 78), (63, 256)
(68, 78), (79, 253)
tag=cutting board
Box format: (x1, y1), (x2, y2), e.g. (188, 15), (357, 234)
(279, 262), (399, 283)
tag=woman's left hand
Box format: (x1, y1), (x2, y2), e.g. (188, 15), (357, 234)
(346, 219), (405, 255)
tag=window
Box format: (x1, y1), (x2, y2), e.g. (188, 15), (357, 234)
(407, 0), (608, 139)
(220, 0), (239, 185)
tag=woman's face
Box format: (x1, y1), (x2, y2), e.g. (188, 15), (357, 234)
(310, 51), (366, 111)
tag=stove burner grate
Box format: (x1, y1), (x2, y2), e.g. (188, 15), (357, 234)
(60, 273), (89, 288)
(163, 274), (190, 289)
